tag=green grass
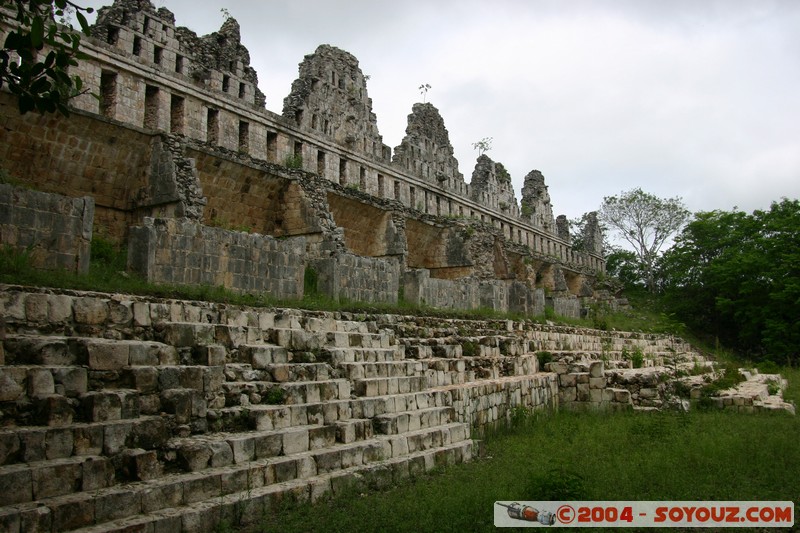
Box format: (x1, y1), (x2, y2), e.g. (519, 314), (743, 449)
(250, 408), (799, 533)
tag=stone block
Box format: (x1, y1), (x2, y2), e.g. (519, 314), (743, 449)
(45, 427), (74, 459)
(108, 299), (133, 325)
(132, 302), (151, 327)
(589, 377), (607, 389)
(314, 449), (343, 474)
(273, 457), (298, 482)
(47, 294), (73, 322)
(103, 421), (133, 455)
(18, 430), (45, 462)
(122, 448), (161, 481)
(73, 425), (103, 456)
(308, 425), (336, 450)
(24, 293), (49, 322)
(82, 456), (114, 491)
(51, 493), (95, 531)
(73, 297), (109, 325)
(196, 345), (226, 366)
(589, 389), (604, 403)
(254, 433), (282, 459)
(32, 459), (81, 499)
(82, 391), (122, 422)
(161, 389), (206, 424)
(0, 465), (32, 505)
(142, 480), (184, 513)
(178, 442), (212, 472)
(0, 367), (25, 401)
(35, 394), (74, 426)
(128, 342), (159, 366)
(87, 340), (129, 370)
(95, 488), (141, 523)
(125, 366), (159, 393)
(558, 373), (577, 387)
(0, 432), (21, 465)
(589, 360), (605, 378)
(204, 366), (225, 393)
(227, 435), (255, 463)
(208, 440), (234, 467)
(159, 366), (204, 391)
(282, 428), (309, 455)
(51, 367), (87, 397)
(639, 388), (659, 399)
(613, 389), (631, 403)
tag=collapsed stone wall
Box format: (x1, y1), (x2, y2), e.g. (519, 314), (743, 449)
(0, 186), (94, 274)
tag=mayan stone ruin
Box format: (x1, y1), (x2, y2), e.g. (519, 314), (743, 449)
(0, 2), (794, 532)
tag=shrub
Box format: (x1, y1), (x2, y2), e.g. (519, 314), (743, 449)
(461, 341), (478, 357)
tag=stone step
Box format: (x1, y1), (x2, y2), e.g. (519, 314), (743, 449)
(0, 416), (170, 467)
(244, 401), (353, 431)
(221, 362), (335, 384)
(280, 379), (351, 404)
(0, 422), (472, 532)
(0, 365), (88, 401)
(0, 455), (113, 506)
(349, 390), (449, 419)
(80, 389), (140, 423)
(220, 382), (287, 407)
(324, 346), (405, 363)
(232, 344), (289, 367)
(352, 376), (428, 397)
(266, 328), (391, 351)
(2, 335), (178, 369)
(337, 360), (424, 380)
(424, 354), (539, 387)
(167, 424), (339, 473)
(372, 406), (456, 435)
(57, 440), (474, 533)
(156, 322), (265, 349)
(334, 418), (374, 444)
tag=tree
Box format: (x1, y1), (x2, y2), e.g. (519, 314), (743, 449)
(0, 0), (93, 115)
(659, 200), (800, 364)
(418, 83), (430, 103)
(598, 188), (690, 292)
(471, 137), (492, 156)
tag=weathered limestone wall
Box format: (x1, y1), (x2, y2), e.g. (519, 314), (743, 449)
(127, 217), (305, 299)
(446, 375), (558, 429)
(326, 194), (405, 258)
(0, 186), (94, 274)
(0, 93), (154, 240)
(550, 296), (581, 319)
(402, 270), (550, 316)
(313, 254), (401, 304)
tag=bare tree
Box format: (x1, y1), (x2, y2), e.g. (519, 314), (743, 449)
(599, 188), (690, 292)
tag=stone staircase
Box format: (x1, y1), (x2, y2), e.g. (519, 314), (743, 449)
(1, 286), (792, 532)
(1, 288), (558, 532)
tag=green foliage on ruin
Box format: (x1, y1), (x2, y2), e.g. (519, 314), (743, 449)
(283, 153), (303, 169)
(0, 0), (94, 115)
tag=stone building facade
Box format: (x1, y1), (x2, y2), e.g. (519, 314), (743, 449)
(0, 0), (605, 316)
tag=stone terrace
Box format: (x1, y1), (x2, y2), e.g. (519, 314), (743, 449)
(0, 285), (791, 532)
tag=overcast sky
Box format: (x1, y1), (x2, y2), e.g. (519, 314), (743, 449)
(83, 0), (800, 221)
